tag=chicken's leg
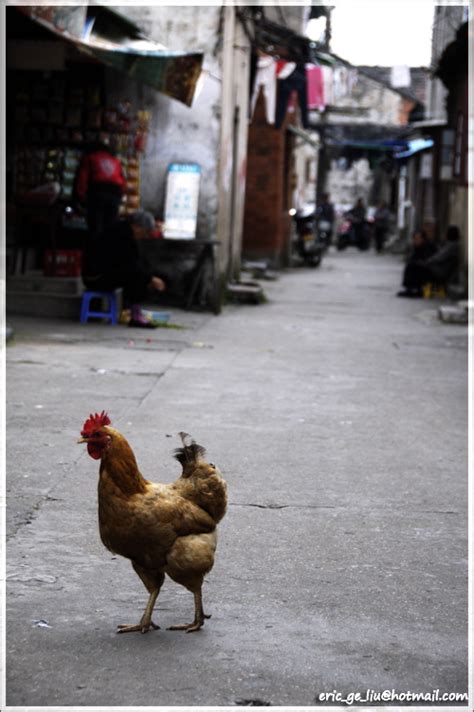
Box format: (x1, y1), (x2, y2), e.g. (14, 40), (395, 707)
(167, 586), (210, 633)
(117, 566), (163, 634)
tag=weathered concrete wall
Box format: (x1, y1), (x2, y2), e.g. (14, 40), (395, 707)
(110, 5), (222, 240)
(110, 5), (251, 283)
(215, 7), (251, 279)
(327, 158), (373, 210)
(264, 5), (309, 34)
(328, 73), (402, 126)
(225, 18), (251, 279)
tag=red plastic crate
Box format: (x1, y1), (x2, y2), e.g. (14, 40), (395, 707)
(43, 249), (82, 277)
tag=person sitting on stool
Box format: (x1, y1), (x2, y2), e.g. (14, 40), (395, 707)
(82, 210), (166, 328)
(397, 225), (460, 298)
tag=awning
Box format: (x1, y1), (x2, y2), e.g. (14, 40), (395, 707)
(394, 138), (434, 159)
(327, 138), (408, 152)
(18, 5), (204, 107)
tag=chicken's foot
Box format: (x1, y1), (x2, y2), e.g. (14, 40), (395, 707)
(117, 589), (160, 634)
(117, 620), (160, 634)
(167, 589), (210, 633)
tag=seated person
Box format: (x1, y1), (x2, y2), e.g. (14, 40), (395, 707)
(397, 226), (460, 298)
(82, 210), (166, 327)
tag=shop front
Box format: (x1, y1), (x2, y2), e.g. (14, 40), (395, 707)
(5, 4), (218, 317)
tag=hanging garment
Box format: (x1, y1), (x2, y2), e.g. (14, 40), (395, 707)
(337, 67), (350, 99)
(250, 55), (277, 124)
(275, 63), (309, 129)
(321, 66), (334, 106)
(347, 68), (358, 94)
(306, 65), (325, 111)
(248, 51), (259, 119)
(276, 61), (297, 80)
(333, 67), (344, 101)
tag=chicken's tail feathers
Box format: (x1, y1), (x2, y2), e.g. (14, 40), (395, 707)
(174, 432), (206, 466)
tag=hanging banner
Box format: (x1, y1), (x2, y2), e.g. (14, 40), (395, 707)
(163, 163), (201, 239)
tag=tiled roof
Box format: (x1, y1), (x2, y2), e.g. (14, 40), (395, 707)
(356, 66), (430, 104)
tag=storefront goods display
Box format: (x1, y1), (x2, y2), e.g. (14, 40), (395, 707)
(12, 73), (150, 215)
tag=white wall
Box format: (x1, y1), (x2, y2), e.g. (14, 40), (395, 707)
(110, 5), (223, 239)
(111, 5), (252, 280)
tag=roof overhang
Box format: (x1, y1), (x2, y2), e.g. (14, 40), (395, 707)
(237, 7), (335, 66)
(327, 138), (408, 152)
(409, 119), (447, 129)
(17, 5), (204, 107)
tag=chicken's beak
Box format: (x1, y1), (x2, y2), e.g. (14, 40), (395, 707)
(77, 437), (88, 444)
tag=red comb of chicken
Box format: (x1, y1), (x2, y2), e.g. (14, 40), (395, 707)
(81, 411), (111, 436)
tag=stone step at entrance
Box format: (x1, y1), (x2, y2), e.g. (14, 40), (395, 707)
(7, 273), (84, 319)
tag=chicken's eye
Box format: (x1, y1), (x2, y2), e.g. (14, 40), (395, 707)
(209, 463), (215, 468)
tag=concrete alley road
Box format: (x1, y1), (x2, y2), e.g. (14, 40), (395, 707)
(5, 250), (469, 708)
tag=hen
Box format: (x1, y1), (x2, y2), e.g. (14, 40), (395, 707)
(78, 412), (227, 633)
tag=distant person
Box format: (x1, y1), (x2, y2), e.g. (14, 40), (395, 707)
(348, 198), (367, 248)
(397, 225), (460, 298)
(373, 201), (391, 253)
(82, 210), (166, 328)
(316, 192), (335, 243)
(75, 141), (126, 237)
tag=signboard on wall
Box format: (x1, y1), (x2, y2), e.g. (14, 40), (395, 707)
(163, 163), (201, 239)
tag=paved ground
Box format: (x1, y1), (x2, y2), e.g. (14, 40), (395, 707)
(5, 249), (469, 708)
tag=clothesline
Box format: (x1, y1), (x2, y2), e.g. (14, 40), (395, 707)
(250, 54), (359, 127)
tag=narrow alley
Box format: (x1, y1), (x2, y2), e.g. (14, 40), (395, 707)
(5, 249), (468, 707)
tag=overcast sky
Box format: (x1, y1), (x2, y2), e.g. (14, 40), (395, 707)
(312, 1), (438, 67)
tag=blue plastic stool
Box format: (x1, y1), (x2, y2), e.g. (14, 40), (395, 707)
(80, 290), (118, 325)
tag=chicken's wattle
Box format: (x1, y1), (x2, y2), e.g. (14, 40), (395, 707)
(87, 441), (104, 459)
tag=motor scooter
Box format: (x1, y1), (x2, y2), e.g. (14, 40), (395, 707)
(291, 206), (324, 267)
(316, 218), (333, 249)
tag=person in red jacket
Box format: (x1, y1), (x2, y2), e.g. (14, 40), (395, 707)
(75, 141), (126, 236)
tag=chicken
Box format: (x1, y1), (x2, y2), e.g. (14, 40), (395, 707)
(78, 411), (227, 633)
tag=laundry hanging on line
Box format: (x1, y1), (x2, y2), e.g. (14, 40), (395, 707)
(250, 54), (277, 125)
(249, 54), (359, 125)
(275, 62), (309, 129)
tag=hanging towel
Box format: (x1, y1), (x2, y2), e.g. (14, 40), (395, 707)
(322, 65), (334, 106)
(306, 65), (325, 111)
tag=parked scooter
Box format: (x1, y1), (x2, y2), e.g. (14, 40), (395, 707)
(291, 205), (324, 267)
(316, 218), (333, 249)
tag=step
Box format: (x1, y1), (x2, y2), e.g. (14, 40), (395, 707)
(226, 281), (266, 305)
(438, 305), (468, 325)
(7, 274), (83, 296)
(6, 289), (82, 319)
